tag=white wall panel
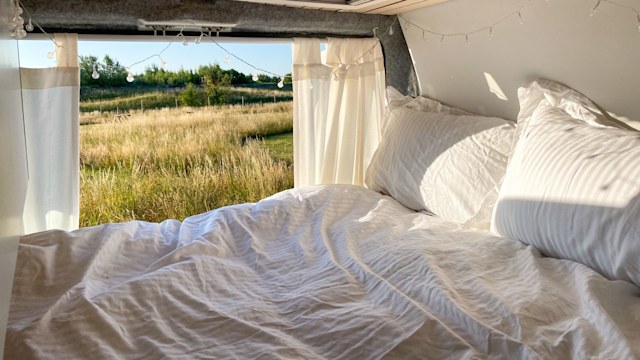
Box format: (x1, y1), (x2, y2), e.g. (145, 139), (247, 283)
(401, 0), (640, 122)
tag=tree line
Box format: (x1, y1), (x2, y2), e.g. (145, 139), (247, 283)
(80, 55), (289, 88)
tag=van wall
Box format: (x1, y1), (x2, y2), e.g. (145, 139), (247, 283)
(401, 0), (640, 122)
(0, 0), (27, 356)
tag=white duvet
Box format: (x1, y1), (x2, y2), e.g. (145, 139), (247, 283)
(6, 185), (640, 359)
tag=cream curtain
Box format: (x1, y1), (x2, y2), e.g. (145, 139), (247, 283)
(292, 37), (385, 187)
(21, 33), (80, 233)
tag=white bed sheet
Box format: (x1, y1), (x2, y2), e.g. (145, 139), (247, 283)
(6, 185), (640, 359)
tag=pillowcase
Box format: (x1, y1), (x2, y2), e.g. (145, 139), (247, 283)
(517, 80), (635, 133)
(366, 105), (515, 229)
(386, 86), (473, 115)
(492, 100), (640, 286)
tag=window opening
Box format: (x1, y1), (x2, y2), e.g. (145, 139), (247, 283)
(19, 37), (294, 227)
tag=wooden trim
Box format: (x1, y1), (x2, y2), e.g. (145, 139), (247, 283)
(232, 0), (450, 14)
(373, 0), (449, 14)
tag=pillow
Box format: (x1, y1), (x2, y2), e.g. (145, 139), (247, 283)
(492, 100), (640, 286)
(517, 80), (635, 133)
(366, 106), (515, 229)
(386, 86), (473, 115)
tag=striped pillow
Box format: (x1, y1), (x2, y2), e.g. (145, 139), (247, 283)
(492, 100), (640, 286)
(366, 106), (514, 229)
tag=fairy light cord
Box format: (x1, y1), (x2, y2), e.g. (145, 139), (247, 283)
(399, 0), (534, 42)
(399, 0), (640, 44)
(205, 35), (284, 79)
(15, 0), (638, 80)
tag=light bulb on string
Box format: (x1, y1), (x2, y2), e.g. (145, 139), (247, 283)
(126, 69), (135, 83)
(465, 34), (471, 47)
(195, 33), (203, 44)
(25, 18), (34, 32)
(489, 27), (494, 40)
(182, 37), (189, 46)
(252, 72), (259, 81)
(277, 79), (285, 88)
(91, 64), (100, 79)
(223, 55), (231, 64)
(159, 56), (167, 69)
(439, 35), (445, 47)
(518, 11), (524, 24)
(590, 0), (601, 16)
(388, 24), (394, 36)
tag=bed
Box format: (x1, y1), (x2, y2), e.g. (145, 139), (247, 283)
(6, 80), (640, 359)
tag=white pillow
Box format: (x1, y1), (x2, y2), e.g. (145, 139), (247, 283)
(366, 106), (514, 229)
(517, 80), (635, 133)
(492, 100), (640, 286)
(386, 86), (472, 115)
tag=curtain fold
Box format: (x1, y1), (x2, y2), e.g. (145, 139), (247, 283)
(292, 37), (385, 188)
(21, 33), (80, 233)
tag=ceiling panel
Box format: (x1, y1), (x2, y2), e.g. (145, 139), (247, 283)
(232, 0), (449, 14)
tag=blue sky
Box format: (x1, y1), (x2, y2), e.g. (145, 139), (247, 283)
(18, 38), (293, 78)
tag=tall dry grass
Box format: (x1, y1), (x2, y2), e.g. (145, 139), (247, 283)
(80, 102), (294, 227)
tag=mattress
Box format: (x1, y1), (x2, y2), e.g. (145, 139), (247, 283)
(6, 185), (640, 359)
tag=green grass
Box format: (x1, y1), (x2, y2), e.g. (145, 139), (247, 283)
(80, 86), (293, 113)
(80, 102), (294, 227)
(263, 133), (294, 165)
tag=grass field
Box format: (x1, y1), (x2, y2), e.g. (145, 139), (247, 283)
(80, 102), (294, 227)
(80, 86), (293, 113)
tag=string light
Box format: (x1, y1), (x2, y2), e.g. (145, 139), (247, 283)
(159, 56), (167, 69)
(21, 0), (639, 85)
(327, 16), (396, 82)
(195, 32), (204, 44)
(9, 1), (27, 39)
(399, 0), (534, 48)
(25, 18), (34, 32)
(126, 69), (135, 83)
(590, 0), (601, 16)
(91, 64), (100, 79)
(399, 0), (640, 47)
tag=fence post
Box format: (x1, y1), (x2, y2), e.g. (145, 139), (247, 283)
(241, 96), (244, 107)
(273, 95), (276, 103)
(175, 96), (178, 108)
(141, 100), (144, 112)
(207, 97), (210, 107)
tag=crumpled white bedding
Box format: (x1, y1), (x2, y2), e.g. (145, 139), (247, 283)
(6, 185), (640, 359)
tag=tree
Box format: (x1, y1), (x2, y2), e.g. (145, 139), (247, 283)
(179, 83), (203, 106)
(79, 55), (128, 87)
(203, 72), (231, 105)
